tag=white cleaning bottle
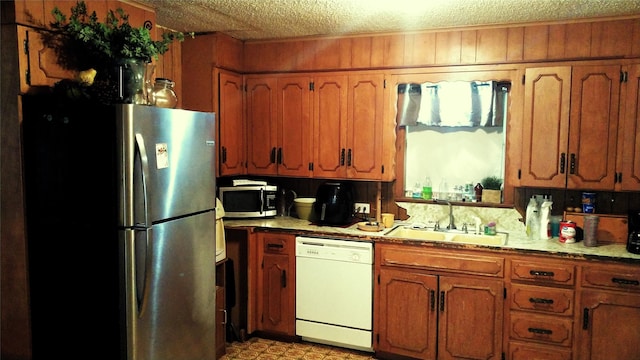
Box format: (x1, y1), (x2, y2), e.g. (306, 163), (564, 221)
(540, 200), (553, 240)
(525, 197), (537, 239)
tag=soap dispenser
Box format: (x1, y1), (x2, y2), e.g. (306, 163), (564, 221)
(525, 197), (538, 239)
(539, 200), (553, 240)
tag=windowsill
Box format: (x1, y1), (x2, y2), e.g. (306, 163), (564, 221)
(396, 197), (514, 209)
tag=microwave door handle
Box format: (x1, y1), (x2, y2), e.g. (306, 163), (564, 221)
(260, 189), (265, 214)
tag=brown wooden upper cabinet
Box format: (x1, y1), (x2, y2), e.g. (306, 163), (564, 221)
(520, 64), (638, 191)
(313, 73), (386, 180)
(14, 0), (157, 94)
(246, 75), (312, 177)
(618, 64), (640, 191)
(218, 70), (246, 176)
(246, 72), (389, 180)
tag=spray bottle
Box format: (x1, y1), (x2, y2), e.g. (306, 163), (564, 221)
(540, 200), (553, 240)
(525, 196), (538, 239)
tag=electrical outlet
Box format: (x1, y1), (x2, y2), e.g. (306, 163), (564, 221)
(354, 202), (371, 214)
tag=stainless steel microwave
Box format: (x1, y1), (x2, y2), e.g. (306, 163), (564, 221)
(218, 183), (277, 218)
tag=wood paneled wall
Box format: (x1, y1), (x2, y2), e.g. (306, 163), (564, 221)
(244, 18), (640, 73)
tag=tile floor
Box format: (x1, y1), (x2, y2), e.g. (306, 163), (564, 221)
(221, 337), (377, 360)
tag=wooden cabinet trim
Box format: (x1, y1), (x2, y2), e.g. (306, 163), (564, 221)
(510, 283), (574, 316)
(509, 312), (573, 347)
(510, 259), (576, 286)
(379, 245), (504, 277)
(581, 264), (640, 292)
(508, 341), (573, 360)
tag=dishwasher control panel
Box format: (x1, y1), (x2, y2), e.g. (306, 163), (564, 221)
(295, 236), (373, 264)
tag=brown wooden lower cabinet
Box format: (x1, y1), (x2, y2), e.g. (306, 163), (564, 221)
(375, 244), (504, 360)
(256, 233), (296, 336)
(508, 342), (572, 360)
(577, 290), (640, 360)
(243, 233), (640, 360)
(216, 285), (226, 359)
(215, 261), (227, 358)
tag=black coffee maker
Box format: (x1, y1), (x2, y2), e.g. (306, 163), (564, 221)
(627, 209), (640, 254)
(314, 181), (355, 225)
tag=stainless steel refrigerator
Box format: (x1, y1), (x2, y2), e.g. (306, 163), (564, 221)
(22, 96), (217, 359)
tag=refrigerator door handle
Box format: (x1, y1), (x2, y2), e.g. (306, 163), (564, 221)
(135, 133), (150, 227)
(134, 226), (151, 314)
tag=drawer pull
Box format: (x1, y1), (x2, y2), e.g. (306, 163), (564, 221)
(528, 327), (553, 335)
(530, 270), (555, 277)
(611, 277), (640, 286)
(529, 297), (554, 305)
(267, 243), (284, 249)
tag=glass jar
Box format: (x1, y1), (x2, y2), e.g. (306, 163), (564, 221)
(151, 78), (178, 108)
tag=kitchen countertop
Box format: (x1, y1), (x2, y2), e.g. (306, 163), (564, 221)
(224, 216), (640, 264)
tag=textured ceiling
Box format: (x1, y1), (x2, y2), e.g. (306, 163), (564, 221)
(138, 0), (640, 40)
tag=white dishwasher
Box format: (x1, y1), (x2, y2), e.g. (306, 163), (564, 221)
(295, 236), (373, 352)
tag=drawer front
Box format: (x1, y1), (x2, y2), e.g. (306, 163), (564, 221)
(262, 234), (291, 254)
(509, 313), (573, 347)
(511, 260), (575, 286)
(582, 265), (640, 292)
(510, 284), (574, 316)
(380, 246), (504, 277)
(509, 342), (572, 360)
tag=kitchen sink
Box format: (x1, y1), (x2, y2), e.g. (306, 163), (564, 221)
(385, 226), (508, 246)
(449, 232), (508, 245)
(384, 227), (447, 241)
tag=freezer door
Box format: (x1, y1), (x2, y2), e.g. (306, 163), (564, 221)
(124, 210), (217, 360)
(118, 105), (216, 227)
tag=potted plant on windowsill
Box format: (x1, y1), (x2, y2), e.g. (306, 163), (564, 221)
(481, 176), (502, 204)
(42, 1), (190, 104)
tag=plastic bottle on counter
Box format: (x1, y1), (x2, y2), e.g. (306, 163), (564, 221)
(530, 209), (540, 240)
(474, 183), (483, 202)
(525, 196), (538, 240)
(412, 181), (422, 199)
(539, 200), (553, 240)
(439, 178), (449, 200)
(422, 177), (433, 200)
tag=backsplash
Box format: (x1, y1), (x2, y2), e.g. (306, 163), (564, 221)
(396, 202), (525, 234)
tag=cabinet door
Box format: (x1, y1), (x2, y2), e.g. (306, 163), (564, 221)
(312, 75), (348, 178)
(438, 276), (503, 360)
(18, 25), (75, 93)
(261, 253), (293, 335)
(347, 73), (385, 180)
(567, 65), (620, 190)
(578, 290), (640, 360)
(246, 77), (278, 175)
(618, 64), (640, 191)
(376, 268), (438, 360)
(277, 76), (312, 177)
(215, 286), (226, 359)
(520, 67), (571, 188)
(258, 233), (295, 336)
(219, 71), (246, 176)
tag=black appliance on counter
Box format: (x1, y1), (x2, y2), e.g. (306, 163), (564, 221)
(628, 209), (640, 254)
(314, 181), (355, 225)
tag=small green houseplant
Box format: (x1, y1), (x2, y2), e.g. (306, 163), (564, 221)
(43, 1), (190, 103)
(47, 1), (186, 71)
(481, 176), (502, 203)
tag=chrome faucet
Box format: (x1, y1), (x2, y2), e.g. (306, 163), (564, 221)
(434, 200), (456, 230)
